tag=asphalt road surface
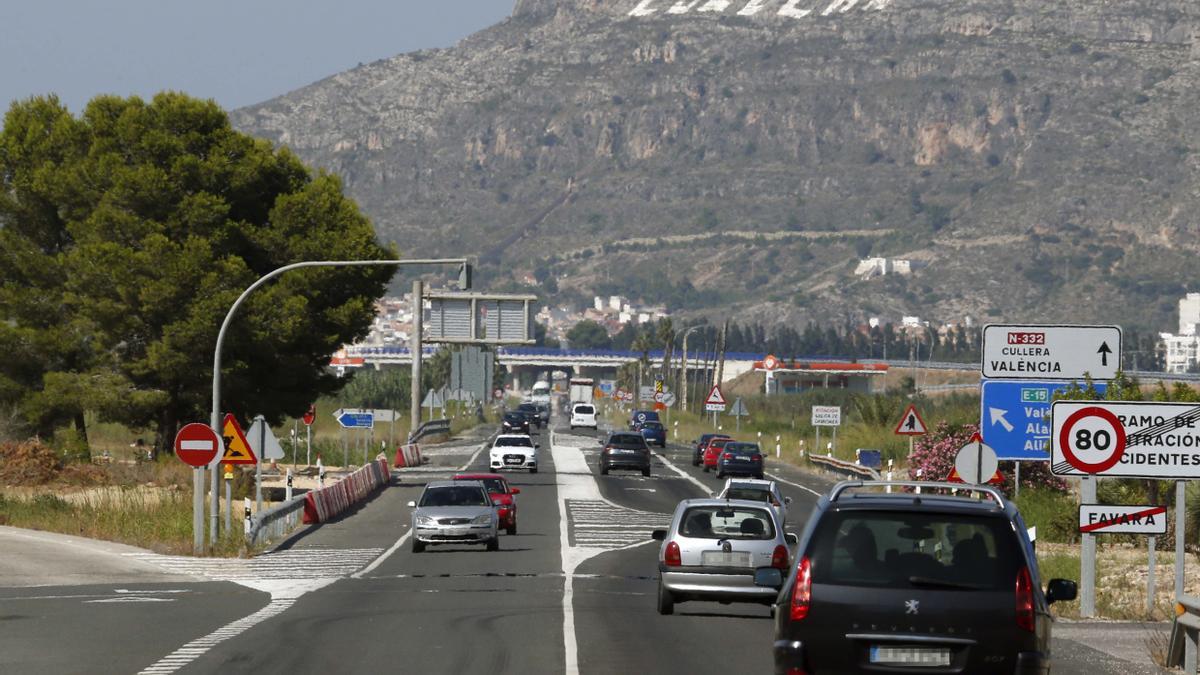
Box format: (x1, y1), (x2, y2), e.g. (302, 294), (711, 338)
(0, 412), (1168, 674)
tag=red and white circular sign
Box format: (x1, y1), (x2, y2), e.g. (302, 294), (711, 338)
(764, 355), (780, 371)
(302, 405), (316, 426)
(174, 423), (222, 468)
(1057, 406), (1126, 474)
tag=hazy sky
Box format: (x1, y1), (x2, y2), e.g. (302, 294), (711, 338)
(1, 0), (514, 114)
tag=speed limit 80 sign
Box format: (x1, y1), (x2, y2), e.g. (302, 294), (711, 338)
(1051, 401), (1200, 479)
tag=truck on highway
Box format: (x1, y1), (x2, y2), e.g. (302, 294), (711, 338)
(529, 380), (552, 406)
(569, 378), (595, 405)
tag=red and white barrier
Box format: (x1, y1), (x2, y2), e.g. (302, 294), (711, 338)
(302, 457), (390, 524)
(393, 443), (423, 468)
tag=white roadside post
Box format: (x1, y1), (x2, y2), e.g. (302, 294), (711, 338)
(285, 468), (293, 502)
(223, 464), (232, 532)
(243, 498), (252, 535)
(775, 434), (781, 459)
(208, 257), (469, 550)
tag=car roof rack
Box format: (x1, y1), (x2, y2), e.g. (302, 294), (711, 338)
(829, 480), (1006, 505)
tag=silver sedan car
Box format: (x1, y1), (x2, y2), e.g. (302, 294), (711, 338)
(407, 481), (499, 552)
(652, 498), (796, 615)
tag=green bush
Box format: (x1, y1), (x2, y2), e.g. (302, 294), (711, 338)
(1014, 488), (1077, 544)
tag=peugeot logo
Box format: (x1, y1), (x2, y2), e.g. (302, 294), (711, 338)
(905, 600), (920, 615)
(722, 541), (732, 553)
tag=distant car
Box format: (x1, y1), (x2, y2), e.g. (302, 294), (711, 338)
(490, 434), (538, 473)
(701, 437), (734, 472)
(718, 478), (791, 526)
(600, 431), (651, 477)
(693, 433), (731, 466)
(501, 411), (530, 435)
(407, 480), (499, 552)
(716, 441), (764, 480)
(652, 497), (794, 615)
(516, 403), (541, 430)
(454, 473), (520, 536)
(570, 403), (598, 430)
(639, 420), (667, 448)
(629, 409), (660, 431)
(764, 480), (1077, 674)
(535, 402), (551, 426)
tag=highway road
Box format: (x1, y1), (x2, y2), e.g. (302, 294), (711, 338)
(0, 411), (1169, 674)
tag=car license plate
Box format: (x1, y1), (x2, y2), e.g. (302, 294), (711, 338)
(504, 456), (523, 465)
(869, 646), (951, 666)
(701, 551), (751, 567)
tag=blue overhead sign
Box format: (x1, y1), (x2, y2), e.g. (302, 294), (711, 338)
(980, 380), (1106, 461)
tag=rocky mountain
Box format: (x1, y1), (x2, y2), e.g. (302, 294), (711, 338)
(231, 0), (1200, 334)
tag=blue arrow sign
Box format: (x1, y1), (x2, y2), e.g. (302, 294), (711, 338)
(336, 411), (375, 429)
(980, 380), (1106, 461)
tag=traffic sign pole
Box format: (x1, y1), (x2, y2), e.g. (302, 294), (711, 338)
(193, 468), (204, 555)
(1081, 476), (1096, 618)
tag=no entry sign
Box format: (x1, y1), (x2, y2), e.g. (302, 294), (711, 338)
(1079, 504), (1167, 535)
(1051, 401), (1200, 479)
(174, 423), (222, 468)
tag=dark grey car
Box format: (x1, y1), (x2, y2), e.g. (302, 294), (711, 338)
(407, 481), (499, 553)
(760, 481), (1077, 674)
(600, 431), (651, 477)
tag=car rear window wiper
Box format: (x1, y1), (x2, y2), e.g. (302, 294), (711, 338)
(907, 576), (986, 590)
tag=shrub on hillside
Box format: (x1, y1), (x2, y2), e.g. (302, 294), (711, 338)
(0, 440), (62, 486)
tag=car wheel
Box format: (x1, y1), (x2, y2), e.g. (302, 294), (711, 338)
(506, 524), (517, 536)
(702, 465), (709, 473)
(716, 471), (724, 480)
(642, 466), (651, 477)
(412, 538), (425, 553)
(756, 473), (765, 480)
(486, 537), (499, 552)
(601, 465), (609, 476)
(530, 467), (538, 474)
(657, 582), (675, 615)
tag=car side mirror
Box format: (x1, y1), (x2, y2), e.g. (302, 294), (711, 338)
(511, 488), (521, 495)
(784, 496), (792, 505)
(754, 567), (783, 589)
(406, 501), (416, 508)
(785, 532), (799, 545)
(598, 439), (606, 445)
(535, 443), (541, 449)
(1046, 578), (1077, 605)
(651, 529), (667, 541)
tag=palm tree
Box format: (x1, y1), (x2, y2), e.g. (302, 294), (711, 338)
(656, 318), (675, 389)
(631, 330), (654, 395)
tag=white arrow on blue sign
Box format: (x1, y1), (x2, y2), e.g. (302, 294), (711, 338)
(333, 408), (375, 429)
(979, 380), (1107, 461)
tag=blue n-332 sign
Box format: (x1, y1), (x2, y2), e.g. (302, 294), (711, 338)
(980, 380), (1107, 461)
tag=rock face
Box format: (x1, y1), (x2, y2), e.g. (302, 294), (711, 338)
(232, 0), (1200, 331)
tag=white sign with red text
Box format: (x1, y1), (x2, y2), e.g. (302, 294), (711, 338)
(982, 324), (1121, 381)
(1079, 504), (1167, 535)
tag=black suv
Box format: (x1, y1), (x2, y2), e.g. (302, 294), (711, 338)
(501, 411), (530, 435)
(600, 432), (652, 477)
(516, 403), (541, 430)
(758, 480), (1076, 675)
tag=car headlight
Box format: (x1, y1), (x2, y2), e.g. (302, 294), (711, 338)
(415, 515), (435, 526)
(472, 514), (493, 525)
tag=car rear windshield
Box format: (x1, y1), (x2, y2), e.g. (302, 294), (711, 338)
(724, 488), (771, 503)
(420, 486), (489, 507)
(456, 478), (506, 493)
(574, 405), (595, 415)
(642, 422), (664, 430)
(808, 510), (1020, 591)
(609, 434), (648, 448)
(495, 437), (534, 447)
(679, 505), (776, 540)
(724, 443), (760, 455)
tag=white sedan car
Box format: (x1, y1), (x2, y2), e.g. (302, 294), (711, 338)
(717, 478), (791, 526)
(490, 434), (538, 473)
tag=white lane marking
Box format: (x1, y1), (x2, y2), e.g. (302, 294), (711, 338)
(764, 471), (824, 497)
(351, 527), (413, 579)
(137, 598), (296, 674)
(553, 429), (580, 675)
(457, 440), (490, 471)
(86, 596), (175, 603)
(651, 449), (713, 496)
(624, 488), (657, 492)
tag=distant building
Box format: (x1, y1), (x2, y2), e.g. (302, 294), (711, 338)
(1160, 294), (1200, 373)
(1179, 293), (1200, 336)
(854, 257), (921, 279)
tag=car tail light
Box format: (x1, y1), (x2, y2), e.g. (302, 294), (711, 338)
(1016, 566), (1035, 632)
(790, 556), (812, 621)
(752, 455), (762, 462)
(664, 541), (682, 567)
(772, 544), (789, 570)
(786, 668), (810, 675)
(722, 452), (733, 461)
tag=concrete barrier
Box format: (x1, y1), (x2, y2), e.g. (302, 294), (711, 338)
(302, 456), (391, 524)
(393, 443), (423, 468)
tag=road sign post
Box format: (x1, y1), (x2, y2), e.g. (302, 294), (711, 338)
(981, 324), (1121, 380)
(812, 406), (841, 456)
(174, 423), (221, 555)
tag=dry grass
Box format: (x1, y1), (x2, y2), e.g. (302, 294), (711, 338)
(1036, 541), (1200, 620)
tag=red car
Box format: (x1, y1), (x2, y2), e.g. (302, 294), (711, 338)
(701, 437), (734, 473)
(453, 473), (520, 535)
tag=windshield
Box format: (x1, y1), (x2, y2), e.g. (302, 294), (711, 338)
(419, 486), (490, 507)
(808, 511), (1019, 590)
(495, 437), (534, 448)
(574, 405), (594, 415)
(517, 404), (537, 412)
(724, 443), (760, 455)
(723, 488), (770, 503)
(678, 506), (775, 540)
(455, 478), (507, 493)
(503, 413), (524, 422)
(609, 434), (647, 449)
(642, 422), (664, 431)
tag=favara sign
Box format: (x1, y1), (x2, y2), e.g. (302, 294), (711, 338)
(628, 0), (893, 19)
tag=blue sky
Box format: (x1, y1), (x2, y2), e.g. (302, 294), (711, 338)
(0, 1), (513, 113)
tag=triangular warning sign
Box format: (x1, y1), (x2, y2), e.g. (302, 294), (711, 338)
(894, 404), (928, 436)
(221, 413), (258, 465)
(946, 466), (1005, 485)
(705, 385), (726, 406)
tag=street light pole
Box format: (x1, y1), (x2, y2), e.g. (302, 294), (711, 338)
(208, 257), (467, 549)
(679, 326), (702, 412)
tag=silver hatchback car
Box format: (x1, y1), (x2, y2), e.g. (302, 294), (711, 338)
(652, 498), (797, 615)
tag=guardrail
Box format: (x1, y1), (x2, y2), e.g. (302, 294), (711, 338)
(1167, 595), (1200, 671)
(807, 453), (881, 481)
(245, 494), (306, 550)
(409, 418), (451, 444)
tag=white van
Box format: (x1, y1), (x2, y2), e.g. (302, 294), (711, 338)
(570, 403), (597, 430)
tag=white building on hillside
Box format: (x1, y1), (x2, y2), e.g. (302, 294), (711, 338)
(1160, 294), (1200, 373)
